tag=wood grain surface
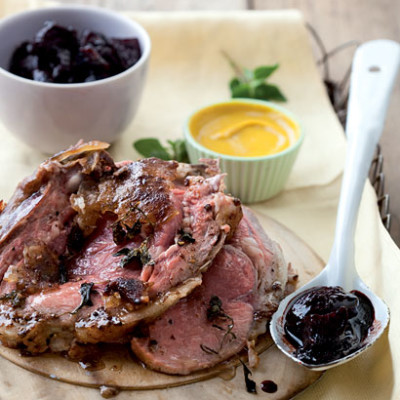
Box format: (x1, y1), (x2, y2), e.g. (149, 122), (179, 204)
(0, 213), (324, 399)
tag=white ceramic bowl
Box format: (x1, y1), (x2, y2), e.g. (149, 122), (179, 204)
(184, 99), (304, 203)
(0, 6), (151, 154)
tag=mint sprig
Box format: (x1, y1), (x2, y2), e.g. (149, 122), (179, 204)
(223, 51), (287, 102)
(133, 138), (189, 163)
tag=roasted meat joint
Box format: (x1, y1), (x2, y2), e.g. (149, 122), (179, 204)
(0, 141), (294, 374)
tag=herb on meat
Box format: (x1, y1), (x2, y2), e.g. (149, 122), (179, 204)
(127, 220), (142, 237)
(212, 324), (225, 331)
(204, 203), (212, 212)
(239, 359), (257, 394)
(112, 241), (151, 268)
(207, 296), (236, 340)
(131, 205), (155, 229)
(222, 50), (287, 102)
(113, 248), (131, 257)
(207, 295), (223, 320)
(177, 231), (195, 246)
(133, 138), (189, 163)
(112, 221), (127, 244)
(112, 204), (153, 245)
(200, 296), (236, 355)
(112, 220), (142, 245)
(200, 344), (219, 355)
(71, 282), (94, 314)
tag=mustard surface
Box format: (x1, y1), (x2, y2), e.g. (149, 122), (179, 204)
(190, 102), (299, 157)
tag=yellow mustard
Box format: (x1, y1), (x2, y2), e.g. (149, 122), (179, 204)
(189, 101), (299, 157)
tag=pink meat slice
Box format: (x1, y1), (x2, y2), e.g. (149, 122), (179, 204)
(130, 208), (290, 375)
(68, 217), (142, 282)
(131, 244), (256, 375)
(230, 208), (289, 338)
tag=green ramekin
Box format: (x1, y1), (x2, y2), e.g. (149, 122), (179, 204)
(184, 99), (304, 203)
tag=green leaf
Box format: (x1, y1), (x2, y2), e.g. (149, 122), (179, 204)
(71, 282), (94, 314)
(253, 64), (279, 80)
(231, 82), (252, 98)
(133, 138), (189, 163)
(133, 138), (171, 160)
(254, 83), (287, 102)
(229, 77), (241, 91)
(167, 139), (190, 163)
(243, 68), (254, 81)
(223, 51), (287, 102)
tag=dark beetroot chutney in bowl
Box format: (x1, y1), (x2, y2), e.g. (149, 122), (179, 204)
(283, 286), (374, 365)
(0, 6), (151, 153)
(9, 21), (141, 84)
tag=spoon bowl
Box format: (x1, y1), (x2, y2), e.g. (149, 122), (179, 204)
(271, 271), (390, 371)
(270, 39), (400, 370)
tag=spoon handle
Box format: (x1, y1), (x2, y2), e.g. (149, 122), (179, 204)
(328, 40), (400, 289)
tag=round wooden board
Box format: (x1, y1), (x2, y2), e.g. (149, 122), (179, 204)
(0, 213), (325, 398)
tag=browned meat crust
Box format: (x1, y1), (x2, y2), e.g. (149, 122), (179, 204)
(0, 142), (242, 354)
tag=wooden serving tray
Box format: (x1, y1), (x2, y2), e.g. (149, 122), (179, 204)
(0, 213), (325, 399)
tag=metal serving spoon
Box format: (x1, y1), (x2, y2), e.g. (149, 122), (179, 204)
(270, 39), (400, 371)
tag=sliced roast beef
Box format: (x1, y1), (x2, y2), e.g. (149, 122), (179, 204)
(230, 208), (289, 339)
(0, 143), (242, 353)
(130, 208), (290, 375)
(0, 141), (115, 294)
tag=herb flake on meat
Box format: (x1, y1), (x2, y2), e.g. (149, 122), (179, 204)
(200, 296), (236, 355)
(112, 220), (142, 245)
(177, 231), (195, 246)
(207, 295), (223, 321)
(71, 282), (94, 314)
(131, 204), (155, 228)
(200, 344), (219, 355)
(112, 204), (151, 246)
(112, 221), (127, 244)
(207, 296), (236, 340)
(112, 241), (151, 268)
(127, 220), (142, 237)
(113, 248), (131, 257)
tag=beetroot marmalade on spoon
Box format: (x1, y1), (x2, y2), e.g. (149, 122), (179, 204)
(283, 286), (374, 365)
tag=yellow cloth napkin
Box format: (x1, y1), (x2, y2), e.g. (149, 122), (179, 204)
(0, 9), (398, 400)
